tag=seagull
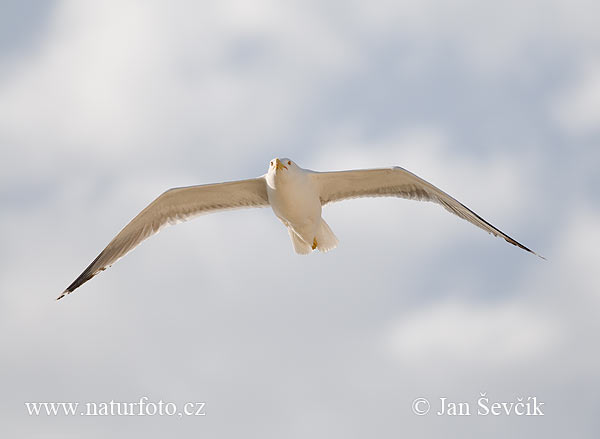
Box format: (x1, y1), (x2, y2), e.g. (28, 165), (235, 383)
(57, 158), (543, 299)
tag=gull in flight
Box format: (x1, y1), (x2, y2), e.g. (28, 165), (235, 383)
(58, 158), (543, 299)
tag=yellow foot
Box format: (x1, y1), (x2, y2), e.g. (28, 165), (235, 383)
(312, 237), (318, 250)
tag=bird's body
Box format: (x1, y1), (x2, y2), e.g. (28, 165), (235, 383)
(266, 159), (336, 253)
(58, 157), (543, 299)
(267, 160), (320, 240)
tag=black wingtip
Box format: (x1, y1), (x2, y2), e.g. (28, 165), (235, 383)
(509, 238), (546, 261)
(527, 249), (546, 260)
(56, 290), (69, 301)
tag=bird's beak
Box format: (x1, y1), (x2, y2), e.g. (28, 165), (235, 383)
(275, 159), (288, 172)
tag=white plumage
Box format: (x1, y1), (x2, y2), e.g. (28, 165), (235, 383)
(58, 157), (542, 299)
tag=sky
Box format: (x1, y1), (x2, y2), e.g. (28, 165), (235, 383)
(1, 0), (599, 437)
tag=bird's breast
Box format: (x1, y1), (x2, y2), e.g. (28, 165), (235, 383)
(267, 174), (321, 225)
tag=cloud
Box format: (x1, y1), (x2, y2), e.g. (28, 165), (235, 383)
(0, 0), (362, 184)
(384, 299), (558, 367)
(553, 59), (600, 136)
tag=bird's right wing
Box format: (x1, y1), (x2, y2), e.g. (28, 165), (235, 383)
(313, 167), (543, 258)
(58, 177), (269, 299)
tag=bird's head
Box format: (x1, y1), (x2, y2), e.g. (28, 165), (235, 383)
(268, 158), (297, 177)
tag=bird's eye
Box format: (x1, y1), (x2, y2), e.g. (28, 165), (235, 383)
(270, 161), (273, 166)
(287, 161), (291, 165)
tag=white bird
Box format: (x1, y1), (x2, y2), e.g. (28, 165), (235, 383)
(58, 158), (543, 299)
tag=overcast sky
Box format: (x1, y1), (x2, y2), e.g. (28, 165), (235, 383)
(1, 1), (599, 437)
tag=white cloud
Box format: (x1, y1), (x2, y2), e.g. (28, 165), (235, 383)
(528, 206), (600, 309)
(332, 0), (600, 77)
(384, 299), (558, 367)
(0, 0), (361, 182)
(553, 59), (600, 135)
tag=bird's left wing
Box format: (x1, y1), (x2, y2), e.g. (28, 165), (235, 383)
(58, 177), (269, 299)
(313, 167), (543, 258)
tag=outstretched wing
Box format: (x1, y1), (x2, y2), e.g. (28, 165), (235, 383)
(313, 167), (543, 258)
(58, 177), (269, 299)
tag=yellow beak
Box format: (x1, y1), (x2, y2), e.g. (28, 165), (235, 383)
(275, 159), (288, 172)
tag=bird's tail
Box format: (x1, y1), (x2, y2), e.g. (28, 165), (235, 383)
(315, 218), (338, 253)
(288, 228), (312, 254)
(287, 219), (338, 254)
